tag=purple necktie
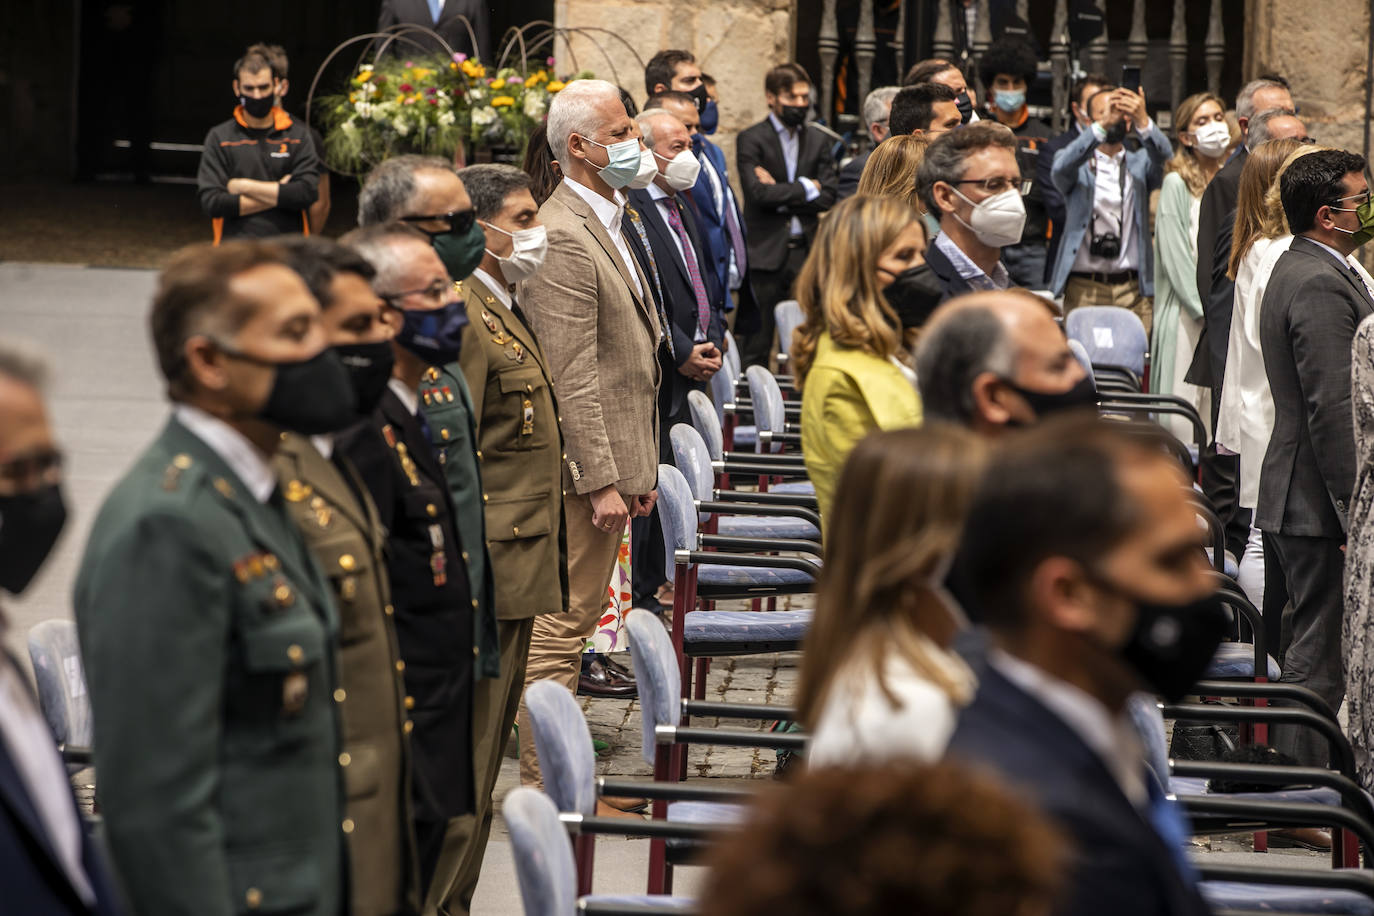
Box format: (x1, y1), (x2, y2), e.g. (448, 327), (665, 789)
(721, 187), (748, 275)
(662, 198), (712, 339)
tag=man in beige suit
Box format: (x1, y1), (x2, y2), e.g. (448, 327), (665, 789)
(518, 78), (664, 789)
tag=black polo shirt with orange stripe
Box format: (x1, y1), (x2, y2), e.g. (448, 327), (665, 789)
(197, 105), (321, 242)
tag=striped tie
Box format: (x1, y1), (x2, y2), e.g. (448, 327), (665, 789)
(663, 197), (711, 339)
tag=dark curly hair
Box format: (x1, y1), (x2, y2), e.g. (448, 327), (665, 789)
(698, 762), (1066, 916)
(978, 36), (1039, 90)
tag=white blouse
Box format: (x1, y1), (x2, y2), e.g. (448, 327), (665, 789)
(807, 635), (974, 768)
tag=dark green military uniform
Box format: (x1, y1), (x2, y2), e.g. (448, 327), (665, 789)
(75, 415), (346, 916)
(274, 433), (420, 916)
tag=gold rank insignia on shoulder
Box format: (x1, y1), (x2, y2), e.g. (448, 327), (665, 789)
(424, 367), (440, 382)
(283, 480), (312, 502)
(481, 309), (511, 344)
(213, 477), (235, 500)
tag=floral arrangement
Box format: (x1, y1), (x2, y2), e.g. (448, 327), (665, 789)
(316, 51), (590, 174)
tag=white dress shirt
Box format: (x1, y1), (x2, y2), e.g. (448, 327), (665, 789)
(387, 378), (420, 416)
(991, 649), (1148, 808)
(0, 621), (96, 905)
(562, 176), (644, 300)
(473, 267), (513, 308)
(767, 112), (820, 238)
(808, 632), (975, 768)
(173, 404), (276, 503)
(1072, 121), (1157, 276)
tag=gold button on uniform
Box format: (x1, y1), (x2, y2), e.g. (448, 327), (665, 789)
(512, 525), (520, 535)
(384, 603), (395, 616)
(342, 818), (355, 834)
(333, 688), (347, 703)
(404, 720), (414, 734)
(338, 554), (356, 571)
(245, 887), (263, 909)
(405, 696), (415, 710)
(338, 752), (352, 767)
(426, 503), (437, 517)
(395, 659), (406, 672)
(470, 598), (478, 608)
(475, 449), (483, 460)
(482, 493), (489, 503)
(441, 428), (450, 440)
(173, 453), (193, 469)
(461, 550), (469, 561)
(287, 645), (304, 664)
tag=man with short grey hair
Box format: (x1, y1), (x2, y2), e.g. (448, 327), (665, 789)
(916, 289), (1090, 435)
(519, 78), (662, 796)
(1247, 108), (1309, 151)
(838, 85), (900, 198)
(1186, 75), (1296, 568)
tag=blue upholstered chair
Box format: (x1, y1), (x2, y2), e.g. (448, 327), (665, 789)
(503, 786), (697, 915)
(669, 424), (820, 542)
(27, 619), (94, 770)
(1066, 305), (1148, 385)
(773, 299), (803, 371)
(686, 391), (815, 503)
(1068, 338), (1096, 383)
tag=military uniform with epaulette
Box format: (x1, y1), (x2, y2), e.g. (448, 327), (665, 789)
(273, 433), (422, 916)
(75, 412), (347, 916)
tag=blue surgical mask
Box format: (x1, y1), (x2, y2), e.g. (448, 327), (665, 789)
(581, 135), (643, 189)
(700, 99), (719, 135)
(994, 89), (1026, 113)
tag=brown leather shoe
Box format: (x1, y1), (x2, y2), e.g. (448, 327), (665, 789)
(598, 653), (636, 682)
(1269, 827), (1333, 851)
(599, 794), (649, 813)
(578, 656), (638, 698)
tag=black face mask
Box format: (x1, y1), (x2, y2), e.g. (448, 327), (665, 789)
(1100, 580), (1231, 702)
(883, 264), (945, 330)
(219, 344), (358, 435)
(779, 103), (808, 128)
(688, 83), (710, 114)
(955, 91), (974, 124)
(334, 340), (395, 420)
(1102, 119), (1129, 145)
(0, 484), (67, 594)
(1002, 374), (1098, 422)
(240, 93), (275, 120)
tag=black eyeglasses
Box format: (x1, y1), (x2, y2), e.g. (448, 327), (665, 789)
(400, 208), (477, 236)
(954, 176), (1033, 196)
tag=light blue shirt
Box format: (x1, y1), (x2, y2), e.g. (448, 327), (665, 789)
(768, 112), (820, 238)
(934, 231), (1011, 291)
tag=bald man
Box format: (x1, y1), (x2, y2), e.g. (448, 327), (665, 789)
(915, 290), (1095, 435)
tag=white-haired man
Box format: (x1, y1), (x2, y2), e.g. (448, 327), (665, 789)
(516, 79), (663, 802)
(838, 85), (900, 198)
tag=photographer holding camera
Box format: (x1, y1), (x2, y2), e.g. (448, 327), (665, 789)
(1048, 84), (1172, 336)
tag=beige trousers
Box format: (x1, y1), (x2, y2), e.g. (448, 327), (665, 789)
(423, 616), (536, 914)
(1063, 274), (1154, 340)
(516, 492), (623, 786)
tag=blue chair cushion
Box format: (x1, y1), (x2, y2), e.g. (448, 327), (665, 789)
(1205, 548), (1239, 579)
(732, 425), (757, 448)
(682, 609), (812, 646)
(1200, 882), (1374, 914)
(1206, 642), (1281, 680)
(1172, 775), (1344, 807)
(665, 800), (747, 849)
(582, 895), (696, 909)
(717, 515), (820, 540)
(697, 564), (815, 589)
(769, 481), (815, 495)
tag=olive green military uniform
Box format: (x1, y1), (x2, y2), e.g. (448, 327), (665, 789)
(75, 415), (346, 916)
(274, 433), (421, 916)
(419, 270), (569, 913)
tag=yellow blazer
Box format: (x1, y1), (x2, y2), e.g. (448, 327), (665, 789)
(801, 333), (923, 525)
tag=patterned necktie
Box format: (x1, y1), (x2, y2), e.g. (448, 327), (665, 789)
(662, 197), (711, 339)
(625, 207), (673, 359)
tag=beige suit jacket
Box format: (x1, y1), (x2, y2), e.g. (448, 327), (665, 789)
(519, 179), (662, 497)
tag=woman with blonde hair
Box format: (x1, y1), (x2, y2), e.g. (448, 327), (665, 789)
(792, 194), (928, 522)
(800, 424), (988, 765)
(1151, 91), (1234, 431)
(857, 134), (933, 229)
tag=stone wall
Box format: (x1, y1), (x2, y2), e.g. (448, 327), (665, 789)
(553, 0), (796, 186)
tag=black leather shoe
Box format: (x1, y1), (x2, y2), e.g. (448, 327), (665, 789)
(599, 653), (636, 682)
(578, 656), (638, 698)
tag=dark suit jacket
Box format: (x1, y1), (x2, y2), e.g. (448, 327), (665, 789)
(1257, 237), (1374, 538)
(924, 234), (981, 300)
(1185, 146), (1248, 388)
(736, 117), (839, 272)
(623, 189), (725, 427)
(689, 138), (763, 335)
(0, 712), (122, 916)
(837, 148), (871, 199)
(947, 664), (1211, 916)
(336, 391), (475, 825)
(377, 0), (488, 61)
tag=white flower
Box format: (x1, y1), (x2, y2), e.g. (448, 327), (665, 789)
(354, 101), (373, 119)
(472, 107), (497, 128)
(523, 93), (546, 119)
(467, 89), (485, 103)
(437, 110), (456, 127)
(393, 117), (411, 137)
(343, 117), (359, 133)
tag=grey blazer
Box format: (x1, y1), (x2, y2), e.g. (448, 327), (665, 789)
(1257, 236), (1374, 537)
(519, 180), (662, 498)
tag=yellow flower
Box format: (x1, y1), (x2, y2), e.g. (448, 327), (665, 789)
(490, 78), (506, 90)
(412, 67), (432, 80)
(524, 74), (539, 88)
(348, 93), (358, 103)
(491, 95), (515, 107)
(353, 71), (372, 84)
(547, 80), (565, 92)
(460, 60), (486, 79)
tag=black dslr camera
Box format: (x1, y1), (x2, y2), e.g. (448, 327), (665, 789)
(1089, 231), (1121, 260)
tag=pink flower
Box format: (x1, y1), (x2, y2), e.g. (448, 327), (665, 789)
(546, 56), (555, 66)
(404, 60), (414, 68)
(453, 52), (468, 63)
(428, 98), (438, 105)
(427, 86), (438, 94)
